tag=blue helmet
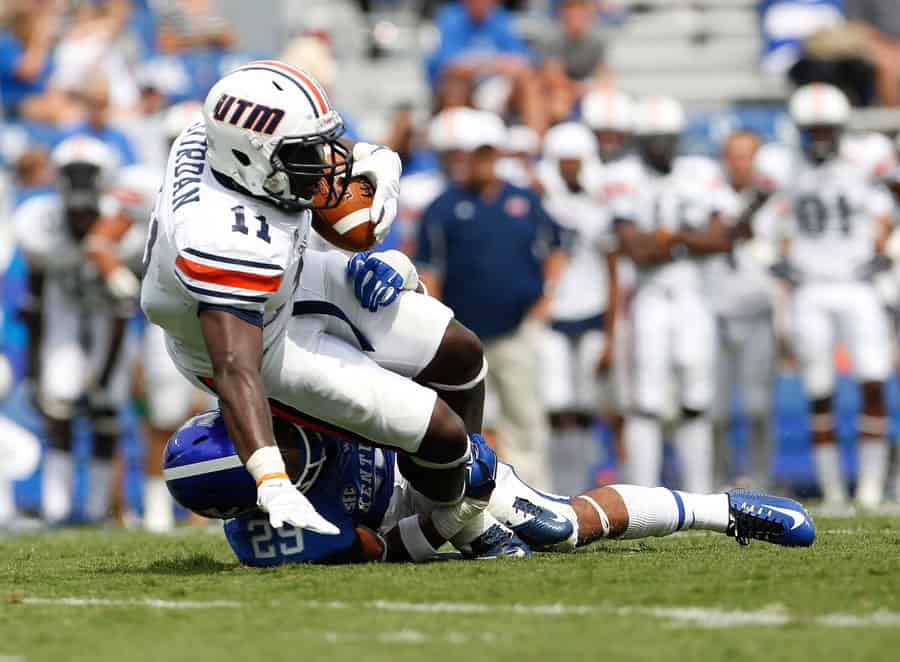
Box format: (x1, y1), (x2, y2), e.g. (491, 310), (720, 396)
(163, 410), (329, 519)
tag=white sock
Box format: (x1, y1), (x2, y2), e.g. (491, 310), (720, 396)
(84, 459), (114, 523)
(143, 477), (175, 533)
(610, 485), (730, 538)
(550, 427), (597, 495)
(856, 439), (888, 508)
(42, 449), (74, 524)
(813, 444), (847, 504)
(0, 479), (15, 525)
(624, 415), (662, 486)
(674, 415), (713, 494)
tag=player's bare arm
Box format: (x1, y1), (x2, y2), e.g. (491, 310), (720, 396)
(672, 214), (733, 256)
(615, 220), (672, 265)
(199, 308), (273, 463)
(597, 251), (618, 374)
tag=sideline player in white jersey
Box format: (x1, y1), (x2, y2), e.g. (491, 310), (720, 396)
(612, 96), (733, 494)
(14, 136), (142, 524)
(580, 88), (644, 464)
(536, 122), (616, 494)
(775, 84), (894, 509)
(141, 61), (494, 550)
(705, 131), (779, 488)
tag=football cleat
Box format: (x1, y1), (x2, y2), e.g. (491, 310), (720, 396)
(463, 523), (532, 559)
(727, 489), (815, 547)
(506, 497), (575, 550)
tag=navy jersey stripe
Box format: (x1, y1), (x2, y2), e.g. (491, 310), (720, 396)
(183, 247), (283, 271)
(175, 271), (269, 303)
(197, 302), (264, 327)
(292, 300), (374, 352)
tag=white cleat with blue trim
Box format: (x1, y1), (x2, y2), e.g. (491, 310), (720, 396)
(727, 489), (816, 547)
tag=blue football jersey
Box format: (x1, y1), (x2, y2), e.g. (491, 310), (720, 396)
(224, 442), (395, 567)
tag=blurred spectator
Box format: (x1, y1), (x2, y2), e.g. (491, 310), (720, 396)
(537, 0), (608, 83)
(0, 0), (69, 122)
(56, 76), (137, 166)
(51, 0), (137, 110)
(759, 0), (845, 76)
(416, 112), (565, 489)
(847, 0), (900, 106)
(155, 0), (235, 54)
(115, 66), (173, 170)
(426, 0), (546, 132)
(12, 147), (54, 205)
(426, 0), (532, 87)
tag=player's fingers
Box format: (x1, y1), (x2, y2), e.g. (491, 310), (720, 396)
(370, 184), (387, 225)
(303, 512), (341, 536)
(369, 283), (385, 312)
(356, 270), (373, 303)
(268, 511), (285, 529)
(363, 277), (380, 309)
(380, 286), (398, 308)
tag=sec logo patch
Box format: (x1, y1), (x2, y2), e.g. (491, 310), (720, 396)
(504, 195), (530, 218)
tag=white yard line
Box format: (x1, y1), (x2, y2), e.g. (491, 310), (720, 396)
(14, 596), (900, 628)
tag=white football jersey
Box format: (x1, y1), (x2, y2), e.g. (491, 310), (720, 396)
(703, 185), (777, 317)
(140, 122), (310, 377)
(538, 159), (614, 320)
(780, 155), (893, 282)
(613, 155), (727, 292)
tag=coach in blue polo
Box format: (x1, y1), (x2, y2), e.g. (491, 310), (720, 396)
(416, 111), (566, 489)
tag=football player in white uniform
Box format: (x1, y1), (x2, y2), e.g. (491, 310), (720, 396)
(580, 88), (644, 465)
(776, 84), (895, 509)
(536, 122), (616, 493)
(141, 61), (492, 549)
(612, 97), (733, 494)
(705, 131), (779, 488)
(14, 136), (141, 524)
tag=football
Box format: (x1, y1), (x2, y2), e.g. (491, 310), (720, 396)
(311, 175), (377, 252)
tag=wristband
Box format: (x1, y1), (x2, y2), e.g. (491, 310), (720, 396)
(398, 515), (437, 562)
(245, 446), (287, 484)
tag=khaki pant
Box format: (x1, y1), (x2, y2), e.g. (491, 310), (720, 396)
(483, 319), (550, 490)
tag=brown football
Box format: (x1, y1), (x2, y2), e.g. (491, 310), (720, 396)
(311, 176), (377, 252)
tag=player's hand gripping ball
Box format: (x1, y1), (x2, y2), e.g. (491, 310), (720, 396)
(311, 176), (377, 252)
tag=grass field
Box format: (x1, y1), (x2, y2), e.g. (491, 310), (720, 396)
(3, 515), (900, 662)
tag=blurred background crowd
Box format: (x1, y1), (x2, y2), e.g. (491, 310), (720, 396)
(4, 0), (900, 532)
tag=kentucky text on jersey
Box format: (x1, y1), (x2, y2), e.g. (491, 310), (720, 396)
(171, 123), (207, 212)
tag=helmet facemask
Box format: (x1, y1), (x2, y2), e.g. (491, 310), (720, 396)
(263, 125), (352, 212)
(639, 134), (679, 175)
(58, 163), (102, 239)
(594, 130), (631, 163)
(799, 125), (842, 164)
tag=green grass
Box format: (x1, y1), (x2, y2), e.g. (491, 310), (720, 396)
(3, 516), (900, 662)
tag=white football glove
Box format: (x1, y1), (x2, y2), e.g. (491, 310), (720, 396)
(257, 477), (340, 535)
(351, 142), (401, 243)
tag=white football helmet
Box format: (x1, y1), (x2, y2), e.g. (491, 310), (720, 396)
(428, 106), (479, 153)
(634, 96), (685, 174)
(581, 88), (634, 161)
(51, 136), (119, 212)
(202, 59), (350, 211)
(789, 83), (850, 163)
(543, 122), (597, 161)
(752, 143), (794, 194)
(582, 88), (635, 133)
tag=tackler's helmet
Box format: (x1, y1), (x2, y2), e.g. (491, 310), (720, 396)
(581, 88), (635, 162)
(51, 136), (119, 213)
(634, 95), (685, 175)
(163, 411), (329, 519)
(789, 83), (850, 164)
(202, 60), (351, 212)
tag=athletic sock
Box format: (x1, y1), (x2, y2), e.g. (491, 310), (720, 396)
(84, 459), (114, 523)
(813, 444), (847, 504)
(623, 415), (662, 486)
(143, 477), (175, 533)
(0, 479), (15, 526)
(42, 449), (74, 524)
(609, 485), (730, 538)
(856, 439), (888, 508)
(673, 415), (713, 494)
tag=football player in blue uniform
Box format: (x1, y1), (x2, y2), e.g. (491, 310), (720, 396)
(164, 411), (816, 567)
